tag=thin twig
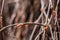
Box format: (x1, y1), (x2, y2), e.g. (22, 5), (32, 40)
(0, 22), (45, 32)
(49, 25), (55, 40)
(9, 0), (19, 24)
(34, 27), (45, 40)
(0, 0), (5, 40)
(29, 13), (44, 40)
(29, 0), (47, 39)
(0, 0), (4, 15)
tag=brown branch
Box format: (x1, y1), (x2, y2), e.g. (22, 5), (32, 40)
(0, 22), (45, 32)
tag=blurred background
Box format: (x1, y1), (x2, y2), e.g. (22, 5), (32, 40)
(0, 0), (60, 40)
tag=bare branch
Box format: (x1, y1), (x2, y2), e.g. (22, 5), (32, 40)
(0, 22), (45, 32)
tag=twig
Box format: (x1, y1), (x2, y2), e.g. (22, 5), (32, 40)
(28, 10), (34, 22)
(0, 0), (4, 15)
(29, 12), (44, 40)
(0, 0), (5, 40)
(29, 0), (47, 40)
(45, 0), (51, 24)
(0, 22), (45, 32)
(15, 9), (26, 40)
(9, 0), (19, 24)
(34, 26), (47, 40)
(41, 14), (45, 40)
(49, 25), (55, 40)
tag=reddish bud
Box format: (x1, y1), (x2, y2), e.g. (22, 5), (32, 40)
(44, 25), (48, 30)
(17, 24), (23, 28)
(52, 11), (56, 17)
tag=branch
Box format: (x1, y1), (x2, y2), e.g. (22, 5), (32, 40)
(0, 22), (45, 32)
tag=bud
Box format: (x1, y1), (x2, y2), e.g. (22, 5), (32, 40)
(52, 11), (56, 17)
(17, 23), (23, 28)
